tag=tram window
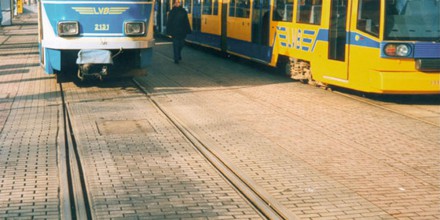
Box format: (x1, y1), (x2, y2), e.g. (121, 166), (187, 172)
(273, 0), (294, 21)
(385, 0), (439, 41)
(203, 0), (213, 14)
(229, 0), (236, 16)
(184, 0), (191, 13)
(229, 0), (250, 18)
(193, 0), (202, 31)
(259, 0), (271, 45)
(296, 0), (322, 24)
(213, 0), (218, 15)
(236, 0), (251, 18)
(329, 0), (347, 61)
(357, 0), (380, 37)
(194, 0), (202, 15)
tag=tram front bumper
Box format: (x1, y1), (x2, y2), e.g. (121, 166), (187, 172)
(370, 71), (440, 94)
(76, 49), (113, 80)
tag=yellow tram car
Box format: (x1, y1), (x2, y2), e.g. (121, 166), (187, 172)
(157, 0), (440, 94)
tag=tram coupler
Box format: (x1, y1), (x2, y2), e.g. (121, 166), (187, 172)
(76, 49), (113, 81)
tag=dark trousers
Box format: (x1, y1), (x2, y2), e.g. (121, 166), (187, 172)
(172, 37), (185, 62)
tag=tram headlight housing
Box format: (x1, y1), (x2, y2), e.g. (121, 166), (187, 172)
(383, 43), (412, 57)
(396, 44), (411, 57)
(124, 22), (146, 36)
(57, 21), (79, 37)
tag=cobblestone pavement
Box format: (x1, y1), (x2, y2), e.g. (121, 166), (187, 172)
(136, 41), (440, 219)
(61, 80), (263, 219)
(1, 9), (439, 220)
(0, 12), (64, 219)
(1, 11), (263, 219)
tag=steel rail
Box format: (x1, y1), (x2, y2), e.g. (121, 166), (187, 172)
(59, 80), (92, 220)
(133, 79), (299, 220)
(333, 90), (440, 128)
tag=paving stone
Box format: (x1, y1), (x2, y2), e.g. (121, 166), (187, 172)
(0, 11), (62, 220)
(2, 7), (439, 220)
(139, 41), (440, 219)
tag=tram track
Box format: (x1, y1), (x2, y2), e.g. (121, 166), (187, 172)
(154, 46), (439, 128)
(330, 89), (440, 127)
(146, 48), (439, 220)
(55, 65), (437, 220)
(57, 76), (297, 219)
(132, 78), (298, 220)
(58, 81), (92, 220)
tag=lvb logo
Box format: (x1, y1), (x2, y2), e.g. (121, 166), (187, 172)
(72, 7), (129, 15)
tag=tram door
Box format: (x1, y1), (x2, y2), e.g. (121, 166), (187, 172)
(158, 0), (171, 34)
(183, 0), (193, 30)
(227, 0), (252, 41)
(326, 0), (349, 80)
(201, 0), (221, 35)
(251, 0), (270, 45)
(192, 0), (201, 34)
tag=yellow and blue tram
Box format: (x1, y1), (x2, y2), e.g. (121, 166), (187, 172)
(158, 0), (440, 94)
(38, 0), (155, 80)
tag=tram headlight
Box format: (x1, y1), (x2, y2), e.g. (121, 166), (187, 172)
(124, 22), (146, 36)
(57, 21), (79, 37)
(384, 43), (412, 57)
(396, 44), (410, 57)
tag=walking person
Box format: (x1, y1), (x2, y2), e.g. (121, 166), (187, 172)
(166, 0), (191, 64)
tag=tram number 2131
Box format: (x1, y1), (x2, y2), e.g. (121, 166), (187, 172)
(95, 24), (110, 31)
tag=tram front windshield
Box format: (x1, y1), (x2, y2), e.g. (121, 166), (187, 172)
(385, 0), (440, 41)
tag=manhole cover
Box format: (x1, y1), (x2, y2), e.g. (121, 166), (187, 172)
(97, 120), (154, 135)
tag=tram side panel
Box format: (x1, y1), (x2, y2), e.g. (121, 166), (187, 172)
(167, 0), (278, 63)
(38, 0), (155, 79)
(162, 0), (440, 94)
(273, 0), (440, 94)
(224, 0), (275, 63)
(349, 0), (440, 94)
(184, 0), (222, 50)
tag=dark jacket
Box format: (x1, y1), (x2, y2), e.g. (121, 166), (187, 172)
(166, 6), (191, 39)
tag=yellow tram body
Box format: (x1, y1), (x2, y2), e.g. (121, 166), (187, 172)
(159, 0), (440, 94)
(272, 0), (440, 94)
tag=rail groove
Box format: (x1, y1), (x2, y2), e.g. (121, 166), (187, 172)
(59, 81), (92, 220)
(133, 79), (298, 220)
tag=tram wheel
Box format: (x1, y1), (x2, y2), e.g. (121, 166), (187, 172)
(275, 56), (291, 77)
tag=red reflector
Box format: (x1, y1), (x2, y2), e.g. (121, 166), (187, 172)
(385, 44), (396, 56)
